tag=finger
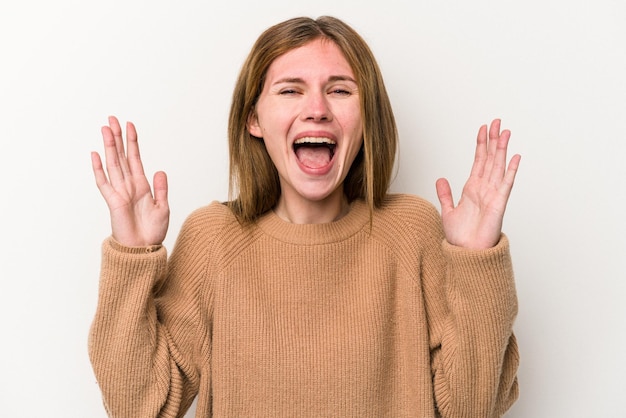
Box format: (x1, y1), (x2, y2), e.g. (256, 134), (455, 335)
(498, 154), (521, 200)
(489, 118), (501, 141)
(101, 124), (126, 187)
(108, 115), (131, 176)
(469, 124), (488, 178)
(435, 177), (455, 215)
(91, 151), (107, 188)
(125, 121), (146, 177)
(488, 119), (501, 152)
(153, 171), (169, 207)
(489, 128), (511, 184)
(91, 151), (116, 201)
(483, 119), (501, 176)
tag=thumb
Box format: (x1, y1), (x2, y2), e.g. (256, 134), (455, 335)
(153, 171), (169, 206)
(435, 178), (454, 214)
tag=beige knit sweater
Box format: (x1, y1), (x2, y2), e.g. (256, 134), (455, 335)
(89, 194), (519, 418)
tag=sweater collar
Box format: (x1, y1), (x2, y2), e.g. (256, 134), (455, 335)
(256, 199), (370, 245)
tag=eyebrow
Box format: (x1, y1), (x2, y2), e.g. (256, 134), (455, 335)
(272, 75), (358, 86)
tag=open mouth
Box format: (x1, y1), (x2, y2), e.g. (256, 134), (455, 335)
(293, 137), (336, 169)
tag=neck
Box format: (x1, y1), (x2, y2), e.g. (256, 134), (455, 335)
(274, 191), (350, 224)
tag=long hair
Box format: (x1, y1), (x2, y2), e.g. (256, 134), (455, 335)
(227, 16), (397, 222)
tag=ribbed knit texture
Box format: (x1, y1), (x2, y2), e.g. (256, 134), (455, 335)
(88, 193), (519, 417)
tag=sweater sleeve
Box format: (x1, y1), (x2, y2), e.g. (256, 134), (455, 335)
(88, 216), (210, 417)
(426, 234), (520, 417)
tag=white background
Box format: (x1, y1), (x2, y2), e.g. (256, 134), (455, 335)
(1, 0), (624, 417)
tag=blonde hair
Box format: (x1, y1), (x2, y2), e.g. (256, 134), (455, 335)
(228, 16), (397, 222)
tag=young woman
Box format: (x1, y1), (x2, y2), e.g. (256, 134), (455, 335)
(89, 16), (521, 418)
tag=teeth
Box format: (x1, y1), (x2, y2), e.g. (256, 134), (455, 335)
(294, 137), (336, 145)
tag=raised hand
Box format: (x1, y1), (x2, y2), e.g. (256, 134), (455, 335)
(435, 119), (521, 250)
(91, 116), (170, 247)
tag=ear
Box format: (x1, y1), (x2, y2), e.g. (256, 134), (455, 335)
(247, 111), (263, 138)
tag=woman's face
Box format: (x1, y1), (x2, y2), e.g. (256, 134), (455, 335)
(248, 39), (363, 217)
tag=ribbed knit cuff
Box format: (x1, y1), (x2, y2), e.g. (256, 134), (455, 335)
(106, 236), (163, 254)
(100, 236), (168, 293)
(442, 234), (517, 319)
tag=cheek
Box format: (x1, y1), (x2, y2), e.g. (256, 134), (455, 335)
(346, 119), (364, 155)
(349, 139), (364, 164)
(347, 107), (364, 137)
(257, 108), (296, 140)
(347, 120), (364, 166)
(336, 104), (363, 133)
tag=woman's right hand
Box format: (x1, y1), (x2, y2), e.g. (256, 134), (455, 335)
(91, 116), (170, 247)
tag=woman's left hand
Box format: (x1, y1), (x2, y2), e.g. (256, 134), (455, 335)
(436, 119), (521, 250)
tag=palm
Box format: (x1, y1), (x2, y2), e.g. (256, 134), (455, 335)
(436, 119), (521, 250)
(91, 116), (169, 247)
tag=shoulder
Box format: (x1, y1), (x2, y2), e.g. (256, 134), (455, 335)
(174, 201), (244, 252)
(369, 193), (444, 252)
(376, 193), (442, 230)
(174, 201), (264, 267)
(184, 201), (238, 229)
(178, 201), (235, 234)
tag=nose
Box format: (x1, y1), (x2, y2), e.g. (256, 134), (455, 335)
(302, 92), (332, 122)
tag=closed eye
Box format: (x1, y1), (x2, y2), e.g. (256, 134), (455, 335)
(329, 88), (351, 96)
